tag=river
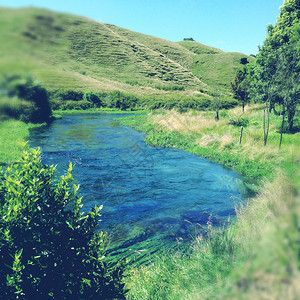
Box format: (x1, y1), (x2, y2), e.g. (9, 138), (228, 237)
(29, 113), (249, 261)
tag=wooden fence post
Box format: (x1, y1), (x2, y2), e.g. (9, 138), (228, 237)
(239, 126), (243, 145)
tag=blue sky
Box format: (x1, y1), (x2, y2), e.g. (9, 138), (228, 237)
(0, 0), (284, 54)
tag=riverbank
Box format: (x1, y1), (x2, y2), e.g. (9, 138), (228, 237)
(0, 108), (147, 165)
(118, 106), (299, 299)
(118, 106), (299, 186)
(53, 107), (148, 117)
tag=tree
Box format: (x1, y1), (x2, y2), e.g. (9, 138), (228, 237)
(0, 147), (127, 299)
(240, 57), (249, 65)
(231, 67), (249, 112)
(213, 90), (221, 120)
(246, 0), (300, 132)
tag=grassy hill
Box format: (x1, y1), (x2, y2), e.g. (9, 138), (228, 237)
(178, 40), (252, 92)
(0, 6), (253, 101)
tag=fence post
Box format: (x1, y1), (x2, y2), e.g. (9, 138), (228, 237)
(239, 126), (243, 145)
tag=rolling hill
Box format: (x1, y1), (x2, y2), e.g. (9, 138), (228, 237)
(0, 6), (253, 100)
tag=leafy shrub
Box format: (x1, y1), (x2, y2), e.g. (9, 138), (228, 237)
(60, 90), (84, 101)
(0, 75), (51, 123)
(83, 92), (103, 106)
(0, 148), (127, 299)
(240, 57), (249, 65)
(0, 97), (34, 122)
(103, 91), (138, 110)
(49, 99), (62, 110)
(50, 90), (84, 101)
(50, 90), (138, 111)
(220, 99), (239, 109)
(60, 100), (92, 110)
(49, 89), (238, 113)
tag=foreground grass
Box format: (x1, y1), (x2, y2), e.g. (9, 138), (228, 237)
(120, 106), (300, 299)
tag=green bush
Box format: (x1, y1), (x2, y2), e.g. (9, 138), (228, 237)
(103, 91), (138, 110)
(0, 97), (34, 122)
(228, 116), (249, 127)
(83, 92), (103, 106)
(220, 98), (239, 109)
(57, 90), (84, 101)
(0, 148), (127, 299)
(49, 99), (62, 110)
(0, 75), (51, 123)
(48, 89), (238, 113)
(50, 90), (139, 111)
(0, 97), (41, 123)
(60, 100), (92, 110)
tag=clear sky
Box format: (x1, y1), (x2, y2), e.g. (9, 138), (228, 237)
(0, 0), (284, 55)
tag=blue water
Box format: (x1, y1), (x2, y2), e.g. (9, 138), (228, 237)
(29, 114), (249, 257)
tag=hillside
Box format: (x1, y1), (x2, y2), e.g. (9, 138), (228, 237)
(0, 6), (252, 99)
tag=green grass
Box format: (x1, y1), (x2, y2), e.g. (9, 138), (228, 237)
(0, 119), (44, 165)
(0, 6), (251, 100)
(126, 224), (237, 299)
(178, 40), (254, 94)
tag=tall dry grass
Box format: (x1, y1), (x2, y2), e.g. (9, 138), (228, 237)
(150, 105), (296, 165)
(150, 110), (226, 134)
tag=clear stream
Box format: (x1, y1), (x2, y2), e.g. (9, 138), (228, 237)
(29, 113), (250, 260)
